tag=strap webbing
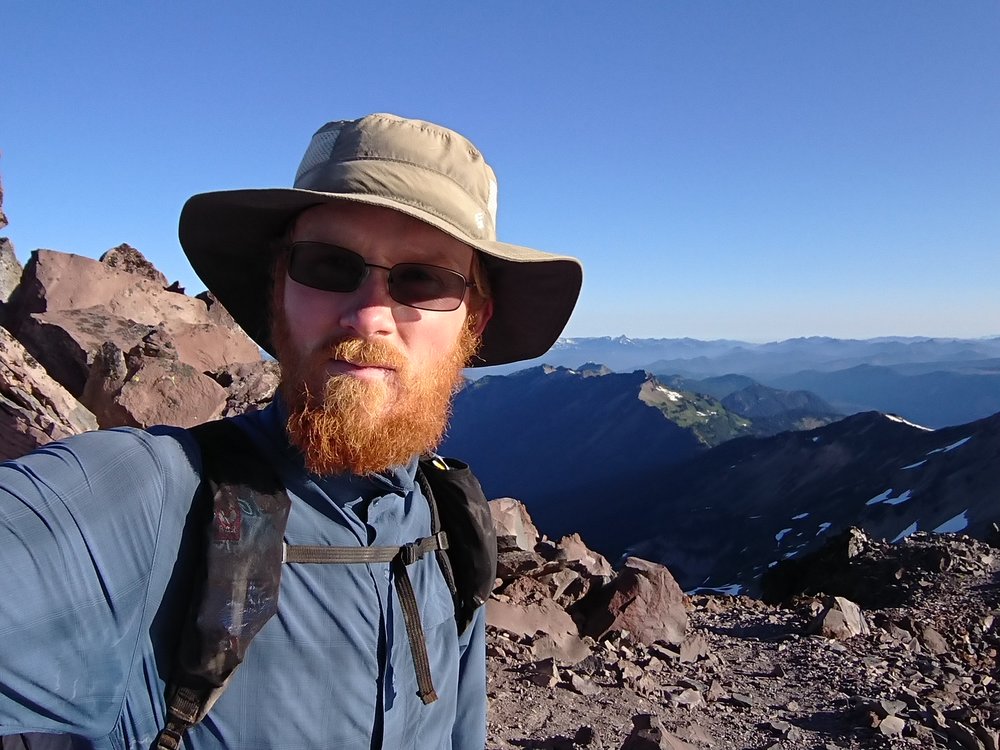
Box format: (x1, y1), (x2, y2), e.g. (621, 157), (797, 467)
(282, 533), (448, 704)
(283, 533), (447, 564)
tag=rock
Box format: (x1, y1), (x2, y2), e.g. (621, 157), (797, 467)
(567, 673), (601, 697)
(620, 714), (697, 750)
(209, 359), (279, 416)
(920, 625), (949, 655)
(529, 657), (561, 688)
(0, 326), (98, 460)
(487, 597), (578, 642)
(877, 715), (906, 736)
(99, 244), (168, 286)
(530, 631), (593, 666)
(490, 498), (541, 552)
(6, 249), (260, 395)
(806, 596), (871, 640)
(0, 237), (22, 316)
(558, 532), (613, 577)
(579, 557), (688, 646)
(678, 634), (710, 663)
(80, 332), (227, 429)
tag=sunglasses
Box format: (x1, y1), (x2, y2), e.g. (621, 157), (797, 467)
(287, 241), (475, 312)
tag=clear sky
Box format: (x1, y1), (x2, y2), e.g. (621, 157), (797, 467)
(3, 1), (998, 342)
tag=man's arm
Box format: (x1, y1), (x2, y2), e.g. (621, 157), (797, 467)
(451, 605), (488, 749)
(0, 427), (200, 739)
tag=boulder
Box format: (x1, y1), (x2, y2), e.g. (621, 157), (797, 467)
(489, 498), (540, 552)
(0, 326), (97, 460)
(209, 359), (280, 417)
(487, 597), (578, 643)
(806, 596), (871, 640)
(578, 557), (688, 646)
(557, 532), (614, 577)
(81, 331), (227, 429)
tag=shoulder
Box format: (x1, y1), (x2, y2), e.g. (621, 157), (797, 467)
(0, 426), (204, 527)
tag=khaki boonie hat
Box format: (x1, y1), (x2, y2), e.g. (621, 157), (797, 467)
(178, 113), (583, 366)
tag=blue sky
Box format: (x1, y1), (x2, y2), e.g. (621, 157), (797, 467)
(4, 1), (998, 342)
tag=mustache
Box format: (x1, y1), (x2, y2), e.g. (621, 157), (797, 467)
(320, 336), (408, 371)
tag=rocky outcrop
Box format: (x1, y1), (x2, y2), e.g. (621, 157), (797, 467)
(0, 245), (276, 459)
(0, 326), (98, 458)
(487, 498), (689, 675)
(5, 248), (261, 396)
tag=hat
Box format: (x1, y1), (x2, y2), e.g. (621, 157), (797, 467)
(178, 113), (583, 366)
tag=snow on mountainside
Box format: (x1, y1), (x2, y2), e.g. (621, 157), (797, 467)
(620, 410), (1000, 596)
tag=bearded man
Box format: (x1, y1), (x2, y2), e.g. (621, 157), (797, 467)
(0, 114), (582, 749)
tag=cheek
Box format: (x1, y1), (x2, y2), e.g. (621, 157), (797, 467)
(282, 277), (344, 348)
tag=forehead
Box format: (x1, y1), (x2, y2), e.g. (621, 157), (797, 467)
(291, 201), (475, 268)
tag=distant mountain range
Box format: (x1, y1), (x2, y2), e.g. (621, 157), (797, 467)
(471, 335), (1000, 428)
(442, 365), (842, 552)
(444, 361), (1000, 598)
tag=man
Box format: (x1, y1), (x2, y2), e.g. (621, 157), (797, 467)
(0, 114), (582, 749)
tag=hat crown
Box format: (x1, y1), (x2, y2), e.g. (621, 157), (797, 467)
(294, 113), (499, 241)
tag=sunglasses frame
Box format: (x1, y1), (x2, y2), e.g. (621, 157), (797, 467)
(287, 241), (475, 312)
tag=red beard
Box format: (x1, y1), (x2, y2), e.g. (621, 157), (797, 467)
(272, 314), (479, 476)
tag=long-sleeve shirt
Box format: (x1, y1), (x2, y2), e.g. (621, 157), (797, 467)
(0, 401), (487, 749)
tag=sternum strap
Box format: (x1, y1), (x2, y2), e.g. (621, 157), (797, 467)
(283, 532), (448, 704)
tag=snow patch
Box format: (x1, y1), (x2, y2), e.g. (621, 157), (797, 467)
(791, 512), (810, 520)
(866, 489), (893, 506)
(654, 386), (684, 402)
(901, 460), (927, 470)
(867, 488), (912, 506)
(816, 522), (832, 535)
(933, 510), (970, 534)
(884, 413), (933, 431)
(891, 522), (919, 543)
(811, 436), (821, 443)
(885, 489), (913, 506)
(928, 436), (972, 455)
(775, 528), (793, 542)
(688, 583), (743, 596)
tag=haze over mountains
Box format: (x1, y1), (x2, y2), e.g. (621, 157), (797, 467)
(473, 335), (1000, 428)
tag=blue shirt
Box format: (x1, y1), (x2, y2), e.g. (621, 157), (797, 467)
(0, 402), (487, 749)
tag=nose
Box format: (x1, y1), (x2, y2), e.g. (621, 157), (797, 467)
(337, 267), (396, 337)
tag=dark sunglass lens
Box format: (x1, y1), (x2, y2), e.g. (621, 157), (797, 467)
(289, 243), (365, 292)
(389, 264), (467, 311)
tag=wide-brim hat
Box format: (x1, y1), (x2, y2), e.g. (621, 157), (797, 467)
(178, 113), (583, 366)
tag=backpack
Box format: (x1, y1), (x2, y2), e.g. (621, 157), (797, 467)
(152, 420), (497, 750)
(1, 420), (497, 750)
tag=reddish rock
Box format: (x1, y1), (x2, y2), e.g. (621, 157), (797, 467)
(209, 359), (280, 417)
(0, 326), (97, 460)
(579, 557), (689, 646)
(487, 597), (578, 642)
(99, 244), (168, 286)
(6, 249), (260, 394)
(557, 532), (613, 577)
(806, 596), (871, 640)
(489, 498), (540, 552)
(81, 334), (227, 429)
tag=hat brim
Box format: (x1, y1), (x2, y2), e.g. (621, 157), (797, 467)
(178, 188), (583, 366)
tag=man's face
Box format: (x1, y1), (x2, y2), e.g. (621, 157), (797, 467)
(272, 201), (491, 475)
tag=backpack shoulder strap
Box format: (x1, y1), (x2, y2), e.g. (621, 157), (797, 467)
(154, 420), (291, 750)
(418, 456), (497, 634)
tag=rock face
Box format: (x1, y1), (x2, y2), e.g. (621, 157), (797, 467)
(0, 245), (275, 459)
(0, 326), (98, 458)
(5, 248), (261, 397)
